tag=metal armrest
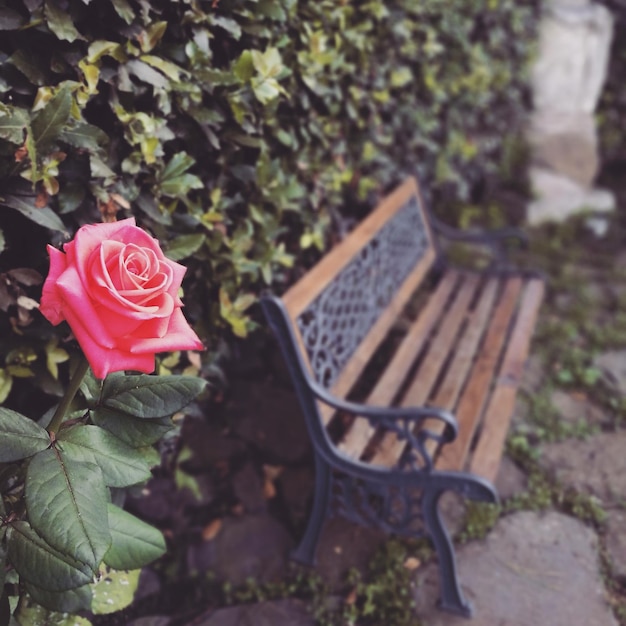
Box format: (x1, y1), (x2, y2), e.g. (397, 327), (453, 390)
(429, 214), (528, 266)
(307, 378), (458, 444)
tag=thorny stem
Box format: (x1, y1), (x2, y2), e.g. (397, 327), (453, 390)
(47, 356), (90, 434)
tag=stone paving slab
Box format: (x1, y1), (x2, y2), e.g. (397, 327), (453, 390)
(193, 599), (315, 626)
(413, 511), (617, 626)
(539, 430), (626, 503)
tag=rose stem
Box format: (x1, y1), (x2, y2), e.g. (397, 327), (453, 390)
(47, 356), (90, 434)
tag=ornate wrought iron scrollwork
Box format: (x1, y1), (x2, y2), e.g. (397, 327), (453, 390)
(297, 196), (428, 387)
(332, 472), (427, 538)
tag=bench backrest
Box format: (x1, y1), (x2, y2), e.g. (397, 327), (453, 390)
(281, 177), (437, 415)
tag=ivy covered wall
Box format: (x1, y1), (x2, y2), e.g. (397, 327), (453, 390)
(0, 0), (538, 404)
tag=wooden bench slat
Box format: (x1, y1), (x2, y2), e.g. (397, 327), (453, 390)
(369, 273), (481, 468)
(337, 269), (460, 459)
(435, 277), (524, 472)
(468, 278), (546, 482)
(421, 276), (501, 458)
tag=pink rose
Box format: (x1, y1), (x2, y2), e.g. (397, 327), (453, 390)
(40, 218), (204, 379)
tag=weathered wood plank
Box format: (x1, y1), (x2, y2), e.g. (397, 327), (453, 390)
(435, 277), (524, 472)
(469, 278), (545, 482)
(420, 276), (500, 458)
(369, 273), (481, 468)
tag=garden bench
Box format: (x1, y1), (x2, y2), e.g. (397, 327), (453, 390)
(261, 176), (544, 618)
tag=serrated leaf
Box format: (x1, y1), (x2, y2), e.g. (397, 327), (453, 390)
(91, 566), (140, 615)
(44, 0), (82, 42)
(31, 85), (72, 151)
(0, 408), (50, 462)
(100, 375), (206, 419)
(91, 408), (174, 447)
(165, 233), (205, 261)
(7, 522), (93, 591)
(25, 450), (111, 569)
(103, 505), (165, 570)
(1, 195), (67, 232)
(0, 107), (28, 143)
(57, 425), (152, 488)
(25, 582), (92, 613)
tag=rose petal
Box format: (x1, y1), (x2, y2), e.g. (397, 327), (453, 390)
(119, 309), (204, 353)
(39, 245), (68, 325)
(56, 266), (115, 348)
(63, 305), (155, 378)
(73, 219), (166, 288)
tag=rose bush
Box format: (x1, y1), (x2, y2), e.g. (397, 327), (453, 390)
(0, 221), (207, 622)
(40, 218), (204, 379)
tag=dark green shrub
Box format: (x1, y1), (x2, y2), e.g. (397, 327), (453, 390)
(0, 0), (538, 409)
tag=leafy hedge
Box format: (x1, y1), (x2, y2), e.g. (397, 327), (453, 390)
(0, 0), (537, 408)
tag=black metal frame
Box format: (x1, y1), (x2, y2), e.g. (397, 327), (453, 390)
(261, 295), (497, 618)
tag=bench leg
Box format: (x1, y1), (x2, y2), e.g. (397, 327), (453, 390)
(291, 454), (332, 566)
(422, 487), (473, 618)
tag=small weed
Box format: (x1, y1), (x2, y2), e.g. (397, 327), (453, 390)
(458, 502), (501, 543)
(326, 539), (422, 626)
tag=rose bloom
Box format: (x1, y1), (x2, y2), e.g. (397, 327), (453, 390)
(40, 218), (204, 379)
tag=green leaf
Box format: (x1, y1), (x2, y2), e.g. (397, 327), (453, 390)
(160, 151), (195, 180)
(140, 55), (186, 82)
(57, 425), (152, 488)
(91, 567), (140, 615)
(233, 50), (254, 82)
(25, 450), (111, 570)
(31, 85), (72, 151)
(126, 59), (169, 88)
(165, 233), (205, 261)
(1, 195), (67, 233)
(110, 0), (134, 24)
(251, 47), (283, 79)
(159, 152), (203, 198)
(91, 408), (174, 447)
(25, 582), (92, 614)
(0, 408), (50, 462)
(7, 522), (93, 591)
(44, 0), (83, 42)
(15, 591), (93, 625)
(59, 122), (108, 151)
(0, 107), (28, 144)
(211, 15), (242, 40)
(103, 504), (166, 570)
(99, 374), (206, 419)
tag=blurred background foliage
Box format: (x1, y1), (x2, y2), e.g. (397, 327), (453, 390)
(0, 0), (540, 411)
(598, 2), (626, 200)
